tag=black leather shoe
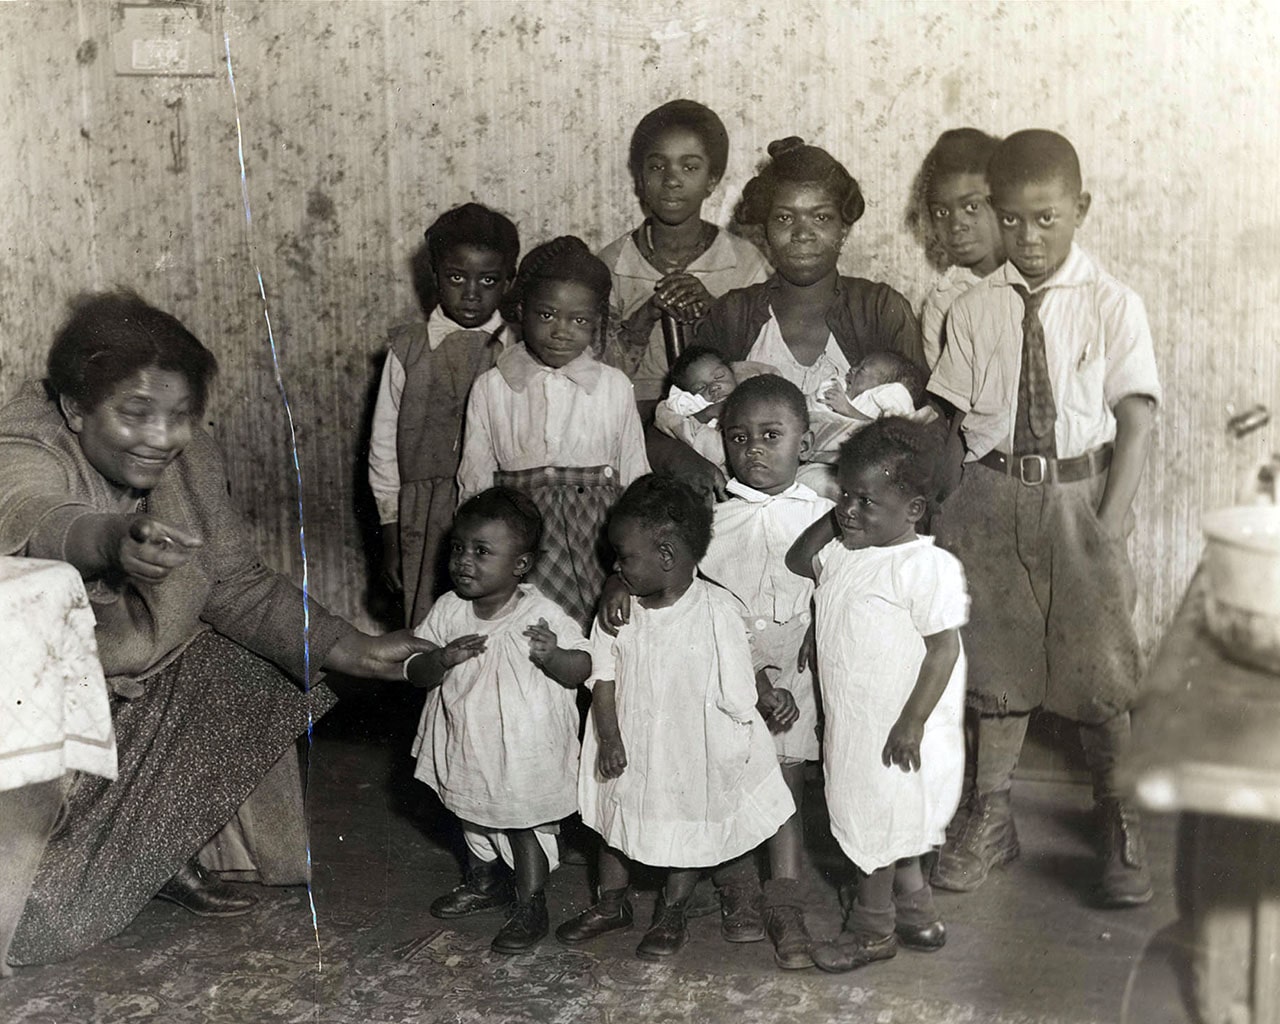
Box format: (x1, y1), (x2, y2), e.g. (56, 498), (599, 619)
(555, 889), (633, 945)
(895, 918), (947, 951)
(635, 893), (689, 960)
(156, 861), (258, 917)
(811, 930), (897, 973)
(430, 862), (511, 919)
(491, 891), (549, 954)
(719, 882), (765, 943)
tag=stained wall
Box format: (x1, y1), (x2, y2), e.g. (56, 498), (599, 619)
(2, 0), (1277, 642)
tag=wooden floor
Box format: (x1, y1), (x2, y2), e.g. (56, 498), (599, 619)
(0, 679), (1196, 1023)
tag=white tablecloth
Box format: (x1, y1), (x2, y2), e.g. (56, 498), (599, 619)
(0, 557), (117, 791)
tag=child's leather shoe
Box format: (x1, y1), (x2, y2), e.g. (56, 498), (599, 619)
(430, 861), (511, 919)
(554, 888), (633, 945)
(491, 891), (548, 953)
(932, 789), (1019, 892)
(811, 929), (897, 973)
(635, 892), (689, 960)
(762, 878), (813, 969)
(1093, 798), (1153, 908)
(719, 881), (765, 943)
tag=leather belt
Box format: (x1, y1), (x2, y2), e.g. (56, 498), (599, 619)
(976, 444), (1113, 485)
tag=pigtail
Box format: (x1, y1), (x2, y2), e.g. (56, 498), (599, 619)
(508, 235), (613, 322)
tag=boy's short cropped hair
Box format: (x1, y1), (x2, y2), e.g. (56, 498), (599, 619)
(454, 486), (543, 555)
(721, 373), (810, 432)
(628, 100), (730, 183)
(610, 473), (714, 561)
(987, 129), (1083, 197)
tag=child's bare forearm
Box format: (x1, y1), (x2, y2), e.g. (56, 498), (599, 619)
(541, 649), (591, 688)
(897, 629), (960, 728)
(592, 679), (622, 739)
(404, 647), (447, 690)
(1096, 395), (1155, 528)
(786, 512), (838, 579)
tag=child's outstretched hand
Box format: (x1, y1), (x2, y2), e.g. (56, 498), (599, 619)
(882, 714), (924, 772)
(440, 633), (487, 668)
(523, 618), (559, 666)
(757, 685), (801, 732)
(597, 734), (628, 779)
(597, 574), (633, 637)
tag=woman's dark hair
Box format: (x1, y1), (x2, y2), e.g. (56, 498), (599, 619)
(905, 128), (1002, 267)
(610, 472), (714, 561)
(506, 236), (612, 321)
(628, 99), (730, 182)
(720, 373), (810, 431)
(668, 345), (728, 391)
(737, 137), (865, 226)
(837, 416), (947, 507)
(411, 202), (520, 315)
(46, 289), (219, 414)
(454, 486), (543, 555)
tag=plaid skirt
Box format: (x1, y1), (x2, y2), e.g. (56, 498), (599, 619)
(495, 465), (618, 630)
(8, 631), (336, 965)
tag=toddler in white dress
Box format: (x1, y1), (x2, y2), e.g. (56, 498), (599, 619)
(406, 488), (591, 955)
(787, 416), (968, 973)
(557, 474), (793, 962)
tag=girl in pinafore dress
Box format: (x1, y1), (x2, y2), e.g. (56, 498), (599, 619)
(557, 474), (794, 961)
(457, 237), (650, 628)
(406, 488), (590, 954)
(787, 417), (968, 973)
(368, 203), (520, 627)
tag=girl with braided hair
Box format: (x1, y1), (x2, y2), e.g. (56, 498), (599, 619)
(457, 236), (649, 628)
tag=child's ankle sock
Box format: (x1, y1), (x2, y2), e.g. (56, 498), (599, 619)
(596, 886), (627, 913)
(893, 883), (940, 927)
(847, 899), (895, 939)
(763, 876), (805, 909)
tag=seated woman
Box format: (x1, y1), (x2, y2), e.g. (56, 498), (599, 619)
(0, 291), (432, 968)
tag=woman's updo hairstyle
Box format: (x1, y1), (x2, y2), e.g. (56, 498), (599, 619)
(628, 99), (730, 183)
(46, 289), (219, 415)
(737, 137), (866, 226)
(505, 235), (613, 321)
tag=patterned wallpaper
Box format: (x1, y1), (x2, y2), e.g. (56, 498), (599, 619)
(2, 0), (1278, 644)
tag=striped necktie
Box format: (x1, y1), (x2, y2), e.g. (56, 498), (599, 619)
(1010, 284), (1057, 457)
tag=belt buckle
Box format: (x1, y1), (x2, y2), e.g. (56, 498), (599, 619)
(1018, 454), (1048, 486)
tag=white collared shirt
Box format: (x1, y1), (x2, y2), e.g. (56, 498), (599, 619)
(368, 309), (509, 523)
(457, 344), (650, 502)
(699, 479), (834, 625)
(927, 244), (1162, 461)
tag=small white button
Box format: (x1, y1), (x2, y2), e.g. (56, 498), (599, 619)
(754, 618), (768, 631)
(603, 466), (614, 478)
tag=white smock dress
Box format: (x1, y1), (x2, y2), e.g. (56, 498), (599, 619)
(814, 536), (968, 873)
(699, 480), (834, 763)
(412, 585), (587, 867)
(579, 578), (794, 868)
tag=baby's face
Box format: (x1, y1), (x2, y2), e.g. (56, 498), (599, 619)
(679, 356), (737, 404)
(845, 355), (898, 398)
